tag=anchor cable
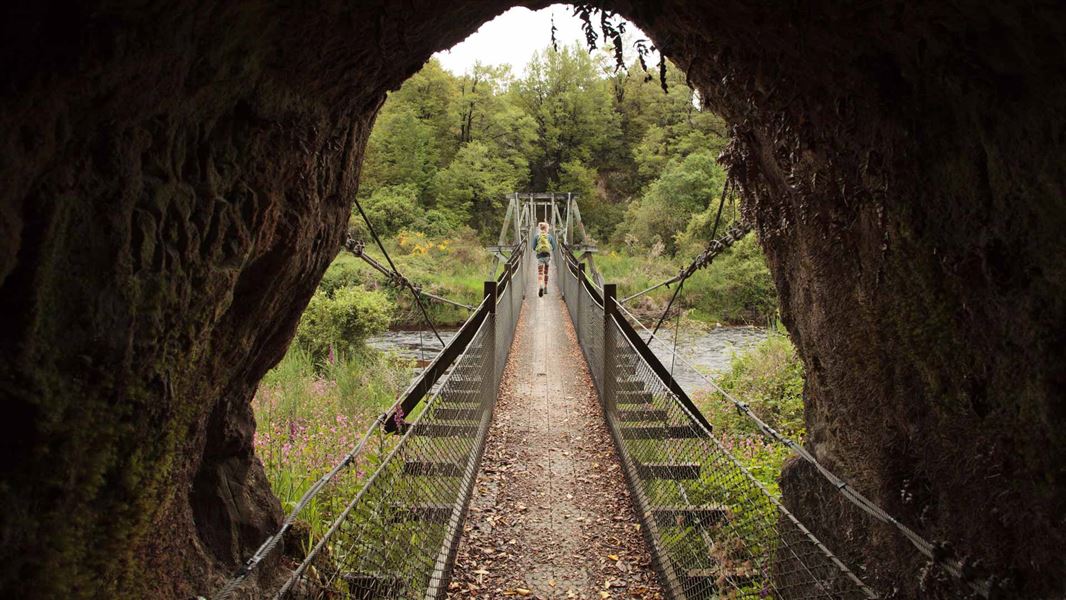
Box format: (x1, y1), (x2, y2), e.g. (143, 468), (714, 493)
(648, 178), (732, 340)
(351, 196), (445, 345)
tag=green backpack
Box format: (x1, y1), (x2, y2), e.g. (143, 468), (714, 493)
(535, 233), (552, 254)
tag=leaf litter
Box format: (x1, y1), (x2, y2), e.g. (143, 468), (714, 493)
(448, 282), (663, 599)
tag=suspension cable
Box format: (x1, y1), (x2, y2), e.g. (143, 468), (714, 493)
(343, 238), (475, 312)
(616, 300), (993, 598)
(646, 179), (734, 340)
(351, 197), (444, 345)
(622, 181), (748, 306)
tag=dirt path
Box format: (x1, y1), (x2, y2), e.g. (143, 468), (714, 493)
(448, 272), (663, 599)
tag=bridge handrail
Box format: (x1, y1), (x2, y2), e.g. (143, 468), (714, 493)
(265, 236), (524, 598)
(607, 301), (876, 598)
(612, 301), (989, 597)
(274, 312), (497, 599)
(213, 239), (526, 599)
(382, 239), (525, 432)
(561, 234), (987, 598)
(559, 243), (713, 433)
(555, 239), (879, 600)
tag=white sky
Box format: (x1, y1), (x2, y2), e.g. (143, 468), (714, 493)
(434, 4), (652, 75)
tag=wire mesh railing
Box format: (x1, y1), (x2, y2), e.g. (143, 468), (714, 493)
(275, 314), (495, 599)
(215, 241), (527, 600)
(554, 242), (877, 600)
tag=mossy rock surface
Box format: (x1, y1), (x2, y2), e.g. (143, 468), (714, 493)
(0, 1), (1063, 598)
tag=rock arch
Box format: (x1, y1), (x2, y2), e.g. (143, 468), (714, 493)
(0, 1), (1062, 597)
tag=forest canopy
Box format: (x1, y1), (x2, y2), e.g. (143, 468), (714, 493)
(358, 43), (731, 251)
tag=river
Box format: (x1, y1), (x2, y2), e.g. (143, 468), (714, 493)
(368, 324), (767, 393)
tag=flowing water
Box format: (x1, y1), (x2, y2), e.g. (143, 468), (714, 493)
(368, 324), (767, 392)
(646, 325), (768, 392)
(367, 329), (458, 366)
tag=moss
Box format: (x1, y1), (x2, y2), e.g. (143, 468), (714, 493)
(1, 2), (1063, 598)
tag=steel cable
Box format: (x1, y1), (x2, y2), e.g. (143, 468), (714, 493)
(615, 301), (992, 598)
(344, 237), (475, 312)
(558, 242), (877, 599)
(352, 196), (445, 345)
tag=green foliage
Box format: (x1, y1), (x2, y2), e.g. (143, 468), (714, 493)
(383, 59), (459, 164)
(548, 159), (614, 240)
(295, 286), (392, 362)
(596, 231), (777, 324)
(387, 230), (491, 325)
(361, 184), (420, 236)
(432, 141), (527, 233)
(620, 150), (728, 254)
(513, 45), (622, 187)
(357, 49), (732, 247)
(681, 329), (808, 496)
(361, 106), (439, 199)
(680, 234), (778, 324)
(255, 346), (413, 542)
(702, 332), (807, 440)
(319, 231), (491, 328)
(317, 254), (365, 297)
(610, 61), (727, 191)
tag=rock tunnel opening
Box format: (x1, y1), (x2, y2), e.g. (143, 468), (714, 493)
(0, 2), (1063, 598)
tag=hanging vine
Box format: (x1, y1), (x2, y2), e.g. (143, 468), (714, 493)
(563, 4), (669, 93)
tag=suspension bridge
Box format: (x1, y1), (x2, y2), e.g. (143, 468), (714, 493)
(214, 193), (981, 600)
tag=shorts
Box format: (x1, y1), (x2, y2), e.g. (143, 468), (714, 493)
(536, 253), (551, 265)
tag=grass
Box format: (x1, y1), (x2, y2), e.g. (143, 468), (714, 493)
(324, 229), (495, 328)
(696, 325), (806, 496)
(253, 346), (414, 544)
(594, 232), (777, 326)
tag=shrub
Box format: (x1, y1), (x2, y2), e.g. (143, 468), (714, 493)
(295, 286), (392, 362)
(684, 233), (778, 324)
(701, 332), (806, 439)
(621, 150), (726, 254)
(318, 254), (372, 297)
(361, 184), (420, 236)
(695, 329), (807, 496)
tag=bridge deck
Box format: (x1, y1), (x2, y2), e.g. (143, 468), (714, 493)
(449, 273), (662, 598)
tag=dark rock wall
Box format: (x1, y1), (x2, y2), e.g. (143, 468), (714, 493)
(0, 1), (1062, 598)
(0, 2), (556, 597)
(624, 1), (1066, 596)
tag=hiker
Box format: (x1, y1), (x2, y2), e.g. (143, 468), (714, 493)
(532, 222), (557, 297)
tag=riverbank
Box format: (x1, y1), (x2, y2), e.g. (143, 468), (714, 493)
(597, 232), (777, 326)
(321, 230), (778, 330)
(255, 313), (802, 557)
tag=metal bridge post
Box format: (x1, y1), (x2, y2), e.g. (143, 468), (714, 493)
(602, 283), (616, 412)
(575, 263), (585, 304)
(484, 280), (498, 388)
(484, 280), (496, 311)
